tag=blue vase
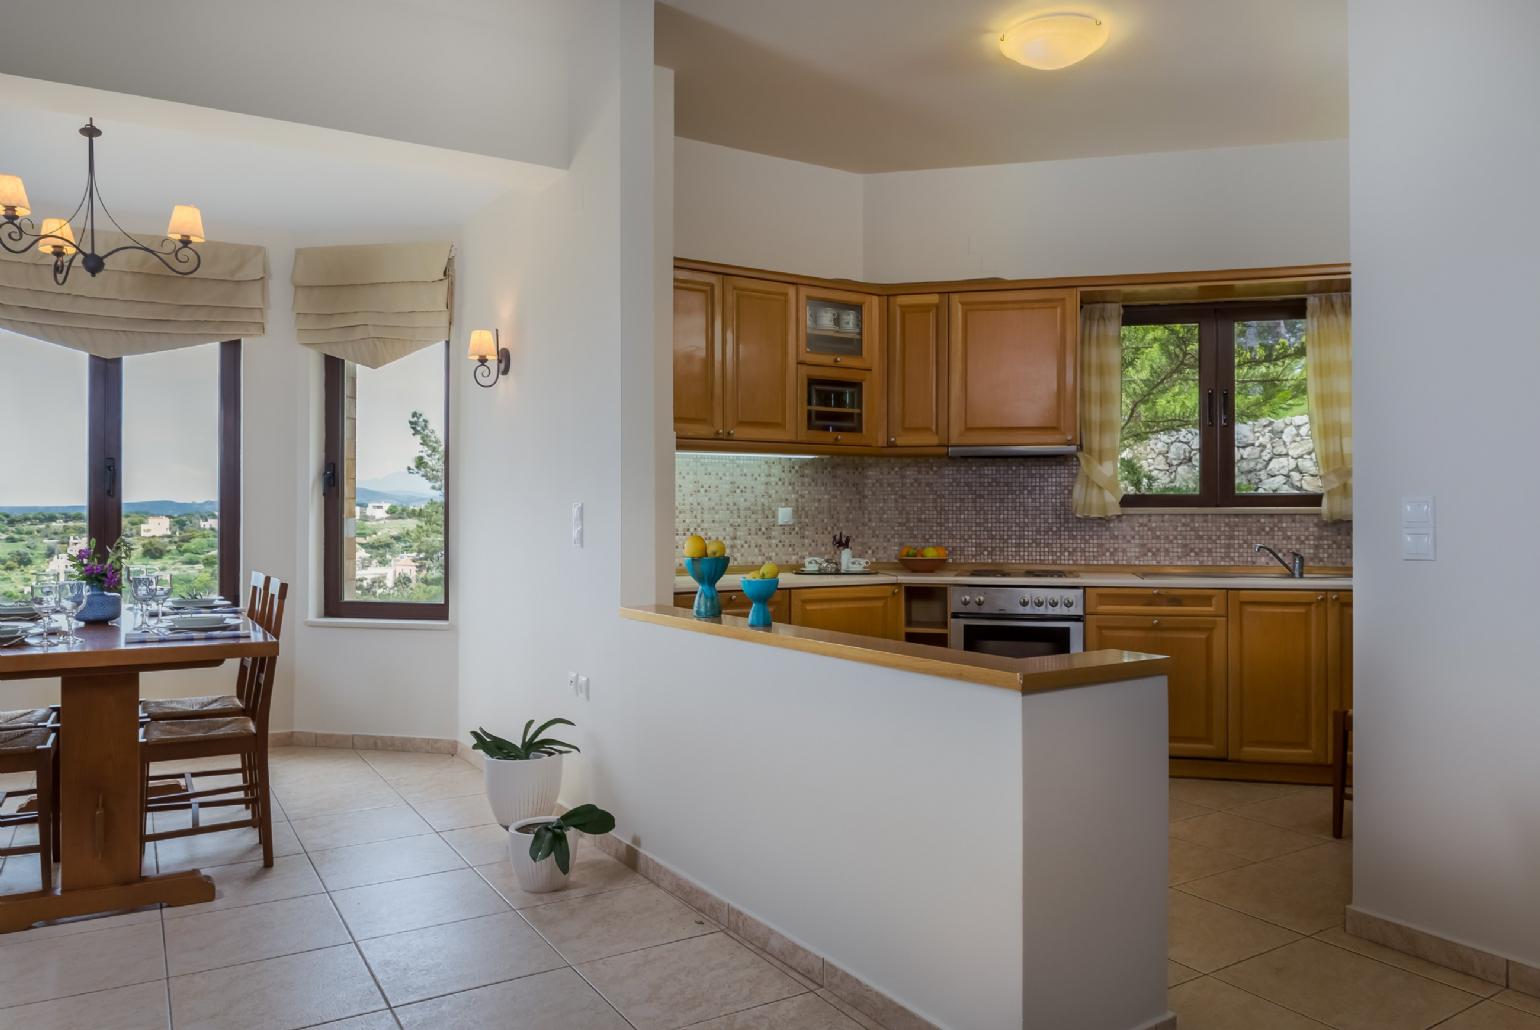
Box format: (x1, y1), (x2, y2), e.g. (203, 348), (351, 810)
(78, 585), (122, 624)
(738, 576), (780, 628)
(683, 556), (730, 618)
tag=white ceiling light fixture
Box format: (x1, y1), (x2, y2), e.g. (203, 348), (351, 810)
(999, 12), (1110, 71)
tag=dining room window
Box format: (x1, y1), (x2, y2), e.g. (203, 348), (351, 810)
(0, 332), (241, 603)
(321, 342), (449, 620)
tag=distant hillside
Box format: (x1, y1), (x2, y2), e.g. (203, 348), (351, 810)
(0, 500), (216, 516)
(356, 487), (436, 508)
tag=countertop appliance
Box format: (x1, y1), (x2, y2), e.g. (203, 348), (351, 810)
(948, 585), (1084, 659)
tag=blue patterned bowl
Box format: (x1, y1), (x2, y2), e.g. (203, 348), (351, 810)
(683, 556), (731, 618)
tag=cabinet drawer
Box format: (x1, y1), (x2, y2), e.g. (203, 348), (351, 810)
(1084, 587), (1226, 617)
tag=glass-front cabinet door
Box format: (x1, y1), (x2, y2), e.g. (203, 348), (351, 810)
(797, 286), (878, 369)
(798, 365), (877, 446)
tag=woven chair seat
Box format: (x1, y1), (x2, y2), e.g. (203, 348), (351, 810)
(141, 695), (244, 721)
(0, 708), (54, 729)
(0, 727), (53, 754)
(144, 716), (256, 744)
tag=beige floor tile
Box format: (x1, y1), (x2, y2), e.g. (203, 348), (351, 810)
(0, 980), (169, 1030)
(165, 892), (350, 975)
(360, 751), (467, 779)
(1171, 799), (1214, 823)
(1168, 976), (1330, 1029)
(521, 882), (717, 964)
(11, 905), (162, 941)
(411, 792), (495, 831)
(310, 833), (466, 891)
(1169, 960), (1202, 986)
(1181, 841), (1351, 934)
(0, 920), (165, 1007)
(169, 943), (385, 1030)
(1498, 992), (1540, 1018)
(579, 931), (804, 1030)
(441, 823), (512, 866)
(308, 1014), (400, 1030)
(1216, 938), (1479, 1030)
(814, 990), (886, 1030)
(163, 853), (324, 920)
(1438, 1000), (1540, 1029)
(1232, 789), (1350, 839)
(386, 761), (486, 803)
(476, 847), (643, 909)
(360, 910), (564, 1005)
(155, 817), (302, 873)
(1170, 837), (1252, 885)
(1313, 926), (1501, 997)
(1170, 811), (1322, 862)
(290, 803), (433, 852)
(691, 993), (865, 1029)
(332, 867), (509, 939)
(1168, 889), (1300, 973)
(394, 967), (629, 1029)
(1170, 778), (1312, 810)
(274, 779), (403, 821)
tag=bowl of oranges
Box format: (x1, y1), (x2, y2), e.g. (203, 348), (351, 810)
(898, 545), (949, 573)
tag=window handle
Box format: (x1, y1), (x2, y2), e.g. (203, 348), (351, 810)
(1220, 390), (1231, 428)
(323, 462), (337, 494)
(1205, 389), (1215, 427)
(104, 457), (117, 499)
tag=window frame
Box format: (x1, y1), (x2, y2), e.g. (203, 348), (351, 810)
(85, 340), (242, 600)
(1118, 301), (1319, 510)
(321, 344), (450, 621)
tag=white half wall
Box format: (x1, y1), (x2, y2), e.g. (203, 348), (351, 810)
(1349, 0), (1540, 966)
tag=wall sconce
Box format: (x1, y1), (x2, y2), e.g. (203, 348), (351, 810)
(468, 328), (509, 388)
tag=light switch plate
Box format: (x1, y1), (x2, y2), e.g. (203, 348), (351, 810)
(1401, 496), (1434, 527)
(777, 506), (795, 526)
(1401, 531), (1435, 560)
(1399, 495), (1436, 560)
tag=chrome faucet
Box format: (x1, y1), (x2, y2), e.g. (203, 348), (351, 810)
(1255, 544), (1306, 578)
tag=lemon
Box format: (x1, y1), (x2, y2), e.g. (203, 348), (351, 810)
(705, 539), (727, 558)
(683, 535), (707, 559)
(759, 562), (779, 579)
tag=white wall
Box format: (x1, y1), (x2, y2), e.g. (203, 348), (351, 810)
(1349, 0), (1540, 966)
(674, 138), (864, 280)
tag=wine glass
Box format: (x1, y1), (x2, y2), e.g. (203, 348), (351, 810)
(55, 580), (85, 646)
(148, 570), (173, 634)
(130, 567), (163, 635)
(30, 576), (59, 646)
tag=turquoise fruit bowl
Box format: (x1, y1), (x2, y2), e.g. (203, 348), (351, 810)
(737, 576), (780, 628)
(683, 555), (731, 618)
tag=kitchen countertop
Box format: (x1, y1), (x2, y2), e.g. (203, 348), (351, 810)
(674, 569), (1355, 593)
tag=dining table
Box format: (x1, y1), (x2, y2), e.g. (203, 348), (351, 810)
(0, 619), (278, 933)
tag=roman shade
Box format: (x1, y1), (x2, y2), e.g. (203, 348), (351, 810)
(291, 242), (453, 369)
(0, 233), (268, 357)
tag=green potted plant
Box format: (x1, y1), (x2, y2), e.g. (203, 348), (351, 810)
(470, 719), (579, 827)
(509, 804), (616, 893)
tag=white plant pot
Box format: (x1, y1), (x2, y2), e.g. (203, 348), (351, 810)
(508, 817), (578, 893)
(484, 752), (564, 828)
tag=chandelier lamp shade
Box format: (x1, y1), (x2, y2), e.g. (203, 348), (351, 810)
(0, 119), (206, 286)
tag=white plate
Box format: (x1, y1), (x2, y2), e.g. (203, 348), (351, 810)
(0, 622), (29, 641)
(167, 597), (230, 610)
(165, 614), (235, 630)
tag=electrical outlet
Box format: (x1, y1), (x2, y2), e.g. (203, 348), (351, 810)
(578, 674), (590, 700)
(571, 502), (584, 548)
(777, 506), (795, 526)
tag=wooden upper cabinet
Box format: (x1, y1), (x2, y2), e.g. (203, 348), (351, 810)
(723, 277), (797, 443)
(1228, 590), (1330, 764)
(947, 288), (1078, 447)
(798, 286), (878, 369)
(790, 584), (903, 640)
(886, 294), (947, 447)
(1087, 614), (1228, 759)
(673, 270), (723, 440)
(799, 365), (878, 447)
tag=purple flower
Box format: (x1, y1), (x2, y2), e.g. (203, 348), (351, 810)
(104, 568), (120, 589)
(77, 547), (90, 559)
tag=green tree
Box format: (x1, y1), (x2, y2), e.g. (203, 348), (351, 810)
(402, 410), (445, 584)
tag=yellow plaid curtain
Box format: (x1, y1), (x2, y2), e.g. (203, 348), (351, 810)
(1073, 303), (1124, 517)
(1306, 293), (1352, 521)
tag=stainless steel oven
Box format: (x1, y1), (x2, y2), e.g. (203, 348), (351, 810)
(947, 585), (1084, 659)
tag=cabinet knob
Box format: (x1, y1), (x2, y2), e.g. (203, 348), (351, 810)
(1331, 593), (1339, 600)
(1151, 588), (1163, 595)
(834, 434), (842, 443)
(1151, 619), (1160, 626)
(892, 587), (900, 595)
(833, 356), (842, 363)
(1317, 594), (1325, 601)
(727, 429), (735, 438)
(888, 437), (896, 445)
(714, 429), (723, 437)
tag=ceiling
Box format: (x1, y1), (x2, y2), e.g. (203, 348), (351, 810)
(656, 0), (1347, 173)
(0, 75), (563, 239)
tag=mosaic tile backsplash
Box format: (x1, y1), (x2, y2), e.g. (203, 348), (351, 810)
(676, 454), (1353, 568)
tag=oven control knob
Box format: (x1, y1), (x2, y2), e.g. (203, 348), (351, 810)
(1033, 596), (1045, 607)
(1048, 596), (1060, 608)
(1019, 596), (1029, 607)
(972, 595), (985, 607)
(1063, 596), (1075, 609)
(959, 595), (971, 606)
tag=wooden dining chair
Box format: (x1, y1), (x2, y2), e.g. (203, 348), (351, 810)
(0, 722), (58, 892)
(140, 571), (270, 722)
(140, 575), (287, 867)
(1331, 709), (1353, 838)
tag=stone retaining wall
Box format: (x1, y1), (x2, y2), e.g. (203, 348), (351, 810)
(1120, 416), (1319, 494)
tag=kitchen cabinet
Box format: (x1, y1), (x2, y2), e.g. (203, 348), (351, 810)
(723, 276), (798, 442)
(1087, 614), (1228, 759)
(673, 270), (723, 439)
(673, 589), (791, 624)
(798, 286), (879, 369)
(1084, 588), (1227, 618)
(1328, 591), (1353, 755)
(1227, 590), (1330, 765)
(948, 288), (1078, 448)
(799, 365), (878, 447)
(791, 584), (902, 640)
(886, 294), (947, 447)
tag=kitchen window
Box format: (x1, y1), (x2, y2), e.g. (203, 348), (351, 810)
(0, 333), (242, 601)
(1118, 302), (1319, 508)
(321, 343), (449, 620)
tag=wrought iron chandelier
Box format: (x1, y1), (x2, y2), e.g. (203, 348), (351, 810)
(0, 119), (206, 286)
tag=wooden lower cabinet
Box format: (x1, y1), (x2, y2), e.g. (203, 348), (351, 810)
(1227, 590), (1330, 765)
(790, 584), (903, 640)
(1087, 614), (1228, 759)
